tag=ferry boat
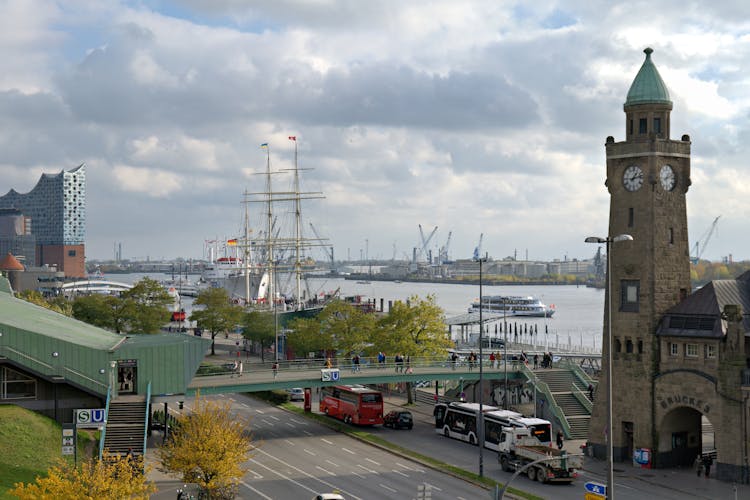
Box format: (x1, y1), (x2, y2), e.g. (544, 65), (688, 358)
(468, 295), (555, 318)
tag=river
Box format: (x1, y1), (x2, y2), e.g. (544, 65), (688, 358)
(111, 273), (605, 350)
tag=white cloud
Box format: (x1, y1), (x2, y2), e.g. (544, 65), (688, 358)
(0, 1), (749, 263)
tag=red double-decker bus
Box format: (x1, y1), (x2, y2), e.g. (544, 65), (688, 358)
(319, 385), (384, 425)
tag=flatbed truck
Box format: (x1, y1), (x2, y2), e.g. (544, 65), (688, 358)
(497, 427), (581, 484)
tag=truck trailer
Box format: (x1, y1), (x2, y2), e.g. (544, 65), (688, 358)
(497, 427), (581, 484)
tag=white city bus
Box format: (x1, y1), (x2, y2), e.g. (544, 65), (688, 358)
(433, 402), (499, 445)
(484, 411), (552, 449)
(435, 403), (553, 450)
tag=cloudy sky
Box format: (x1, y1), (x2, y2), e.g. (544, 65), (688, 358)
(1, 0), (747, 263)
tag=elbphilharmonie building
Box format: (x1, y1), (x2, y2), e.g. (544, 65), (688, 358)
(0, 164), (86, 277)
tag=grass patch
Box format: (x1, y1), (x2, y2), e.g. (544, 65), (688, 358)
(277, 402), (542, 500)
(0, 405), (97, 499)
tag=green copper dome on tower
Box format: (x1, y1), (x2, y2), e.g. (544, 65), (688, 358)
(625, 47), (671, 107)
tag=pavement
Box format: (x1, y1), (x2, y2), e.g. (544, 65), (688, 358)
(146, 336), (750, 499)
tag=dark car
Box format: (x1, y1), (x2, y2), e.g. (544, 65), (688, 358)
(383, 410), (413, 429)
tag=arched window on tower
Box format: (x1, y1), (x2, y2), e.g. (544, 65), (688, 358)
(614, 338), (622, 353)
(626, 339), (634, 353)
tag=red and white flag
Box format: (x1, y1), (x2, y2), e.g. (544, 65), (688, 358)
(288, 136), (296, 141)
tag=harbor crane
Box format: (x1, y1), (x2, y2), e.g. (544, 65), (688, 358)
(438, 231), (453, 264)
(691, 215), (721, 264)
(473, 233), (483, 260)
(308, 222), (335, 273)
(418, 224), (438, 263)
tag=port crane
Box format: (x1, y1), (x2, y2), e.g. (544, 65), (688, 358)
(438, 231), (453, 264)
(690, 215), (721, 264)
(418, 224), (438, 263)
(473, 233), (483, 260)
(308, 222), (335, 273)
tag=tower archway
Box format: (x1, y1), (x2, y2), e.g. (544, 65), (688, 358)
(658, 406), (710, 467)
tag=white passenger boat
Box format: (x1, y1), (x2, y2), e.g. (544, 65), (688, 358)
(468, 295), (555, 318)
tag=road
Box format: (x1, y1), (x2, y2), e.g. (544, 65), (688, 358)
(149, 392), (747, 500)
(150, 393), (489, 499)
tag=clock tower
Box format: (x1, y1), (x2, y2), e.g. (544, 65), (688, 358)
(588, 48), (692, 461)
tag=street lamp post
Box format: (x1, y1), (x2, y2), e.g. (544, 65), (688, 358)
(585, 234), (633, 500)
(477, 253), (486, 477)
(503, 296), (507, 410)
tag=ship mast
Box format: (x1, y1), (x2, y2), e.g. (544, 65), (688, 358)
(263, 144), (275, 309)
(292, 137), (303, 310)
(243, 189), (251, 304)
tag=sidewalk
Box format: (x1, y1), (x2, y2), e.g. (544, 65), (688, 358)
(382, 394), (750, 499)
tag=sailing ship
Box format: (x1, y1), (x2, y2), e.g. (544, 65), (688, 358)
(210, 137), (338, 318)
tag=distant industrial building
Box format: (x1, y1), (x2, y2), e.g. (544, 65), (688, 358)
(0, 164), (86, 277)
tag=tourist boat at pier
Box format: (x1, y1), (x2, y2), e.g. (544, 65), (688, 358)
(468, 295), (555, 318)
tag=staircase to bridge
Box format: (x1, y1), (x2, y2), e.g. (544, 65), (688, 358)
(103, 395), (147, 457)
(534, 368), (592, 440)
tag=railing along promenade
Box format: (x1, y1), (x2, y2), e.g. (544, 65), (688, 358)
(186, 354), (583, 395)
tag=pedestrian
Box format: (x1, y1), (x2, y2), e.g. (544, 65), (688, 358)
(451, 352), (458, 371)
(272, 361), (278, 378)
(694, 454), (702, 477)
(588, 384), (595, 401)
(377, 351), (385, 368)
(489, 352), (496, 369)
(352, 354), (360, 373)
(494, 351), (500, 369)
(395, 353), (404, 373)
(238, 361), (243, 377)
(231, 360), (238, 378)
(405, 355), (412, 374)
(325, 357), (332, 369)
(533, 353), (539, 369)
(702, 454), (713, 478)
(556, 430), (564, 450)
(547, 351), (554, 368)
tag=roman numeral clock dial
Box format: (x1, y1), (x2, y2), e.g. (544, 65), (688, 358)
(623, 165), (644, 191)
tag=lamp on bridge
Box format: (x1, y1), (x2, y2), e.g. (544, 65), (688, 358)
(475, 251), (487, 477)
(585, 233), (632, 500)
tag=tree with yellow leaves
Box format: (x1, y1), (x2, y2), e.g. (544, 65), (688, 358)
(9, 451), (155, 499)
(157, 396), (252, 499)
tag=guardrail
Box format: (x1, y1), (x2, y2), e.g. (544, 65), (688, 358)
(99, 385), (112, 460)
(143, 381), (151, 471)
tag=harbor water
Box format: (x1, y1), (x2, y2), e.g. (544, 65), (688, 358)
(113, 274), (605, 351)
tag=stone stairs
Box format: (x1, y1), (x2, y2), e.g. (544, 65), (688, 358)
(103, 395), (147, 457)
(534, 368), (592, 440)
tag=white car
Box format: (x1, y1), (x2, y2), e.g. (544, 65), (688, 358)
(287, 387), (304, 401)
(312, 494), (345, 500)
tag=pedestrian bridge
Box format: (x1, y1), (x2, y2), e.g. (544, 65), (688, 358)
(187, 357), (531, 396)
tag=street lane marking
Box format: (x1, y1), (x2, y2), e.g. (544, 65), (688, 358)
(240, 402), (249, 408)
(284, 440), (295, 446)
(290, 418), (306, 425)
(269, 415), (280, 421)
(247, 469), (262, 479)
(325, 459), (340, 467)
(392, 469), (409, 477)
(379, 484), (397, 493)
(424, 483), (442, 492)
(365, 458), (380, 466)
(351, 471), (365, 478)
(262, 419), (274, 425)
(341, 447), (356, 455)
(255, 409), (265, 414)
(241, 481), (272, 499)
(252, 447), (362, 500)
(249, 459), (320, 496)
(285, 422), (295, 427)
(357, 464), (378, 474)
(321, 439), (334, 445)
(316, 466), (333, 475)
(396, 462), (425, 473)
(303, 430), (313, 436)
(304, 449), (316, 456)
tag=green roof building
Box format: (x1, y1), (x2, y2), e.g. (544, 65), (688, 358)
(0, 276), (210, 422)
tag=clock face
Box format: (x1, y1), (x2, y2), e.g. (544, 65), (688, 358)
(623, 165), (644, 192)
(660, 165), (676, 191)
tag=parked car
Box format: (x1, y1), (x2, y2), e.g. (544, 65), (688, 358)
(312, 493), (345, 500)
(287, 388), (304, 401)
(383, 410), (413, 429)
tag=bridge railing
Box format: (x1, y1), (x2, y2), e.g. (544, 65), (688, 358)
(194, 355), (497, 378)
